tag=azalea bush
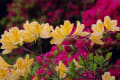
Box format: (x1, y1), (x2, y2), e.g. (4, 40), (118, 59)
(0, 16), (120, 80)
(82, 0), (120, 27)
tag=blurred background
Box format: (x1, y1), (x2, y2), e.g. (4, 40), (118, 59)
(0, 0), (96, 33)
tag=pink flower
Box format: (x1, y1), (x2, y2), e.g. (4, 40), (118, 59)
(44, 52), (54, 58)
(45, 58), (51, 63)
(50, 45), (57, 52)
(37, 68), (45, 75)
(116, 60), (120, 66)
(36, 56), (42, 64)
(47, 71), (52, 76)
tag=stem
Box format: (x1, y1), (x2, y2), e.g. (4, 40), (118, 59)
(22, 46), (38, 55)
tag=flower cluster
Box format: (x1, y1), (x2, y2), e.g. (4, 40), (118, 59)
(1, 16), (119, 55)
(0, 16), (120, 80)
(0, 54), (33, 80)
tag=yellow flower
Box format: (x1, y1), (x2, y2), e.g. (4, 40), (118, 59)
(60, 20), (73, 36)
(56, 61), (69, 79)
(0, 27), (24, 54)
(102, 72), (115, 80)
(23, 21), (38, 42)
(50, 27), (65, 44)
(0, 55), (33, 80)
(29, 21), (53, 38)
(14, 54), (33, 77)
(23, 21), (53, 42)
(30, 21), (41, 35)
(92, 20), (104, 34)
(72, 21), (89, 36)
(104, 16), (120, 31)
(0, 56), (12, 68)
(90, 33), (104, 45)
(24, 54), (34, 77)
(15, 58), (25, 76)
(73, 59), (82, 70)
(39, 23), (53, 38)
(11, 69), (20, 80)
(33, 74), (38, 80)
(7, 27), (24, 45)
(0, 67), (8, 80)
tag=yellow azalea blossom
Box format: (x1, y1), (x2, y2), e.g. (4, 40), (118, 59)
(0, 67), (8, 80)
(0, 55), (33, 80)
(23, 21), (38, 42)
(90, 33), (104, 46)
(7, 27), (24, 45)
(11, 69), (21, 80)
(23, 30), (37, 42)
(0, 31), (17, 54)
(0, 27), (24, 54)
(0, 56), (12, 68)
(33, 74), (38, 80)
(28, 21), (53, 38)
(30, 21), (41, 35)
(24, 54), (34, 77)
(72, 21), (89, 36)
(39, 23), (53, 38)
(102, 72), (115, 80)
(104, 16), (120, 31)
(15, 58), (26, 77)
(92, 20), (104, 34)
(23, 21), (53, 42)
(60, 20), (73, 35)
(56, 61), (69, 79)
(14, 54), (33, 77)
(50, 27), (65, 44)
(73, 59), (82, 70)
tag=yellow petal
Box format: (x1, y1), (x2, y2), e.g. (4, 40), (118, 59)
(92, 20), (104, 34)
(90, 33), (104, 45)
(50, 38), (64, 45)
(33, 74), (38, 80)
(60, 20), (73, 35)
(56, 61), (68, 79)
(73, 59), (82, 70)
(102, 72), (115, 80)
(104, 16), (119, 31)
(0, 56), (12, 68)
(39, 23), (53, 38)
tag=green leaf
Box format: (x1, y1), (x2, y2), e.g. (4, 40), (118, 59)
(79, 56), (84, 65)
(116, 33), (120, 39)
(31, 62), (39, 75)
(89, 53), (93, 60)
(94, 55), (104, 66)
(54, 50), (58, 56)
(57, 45), (64, 51)
(92, 63), (97, 71)
(68, 61), (78, 78)
(89, 62), (97, 71)
(105, 52), (112, 61)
